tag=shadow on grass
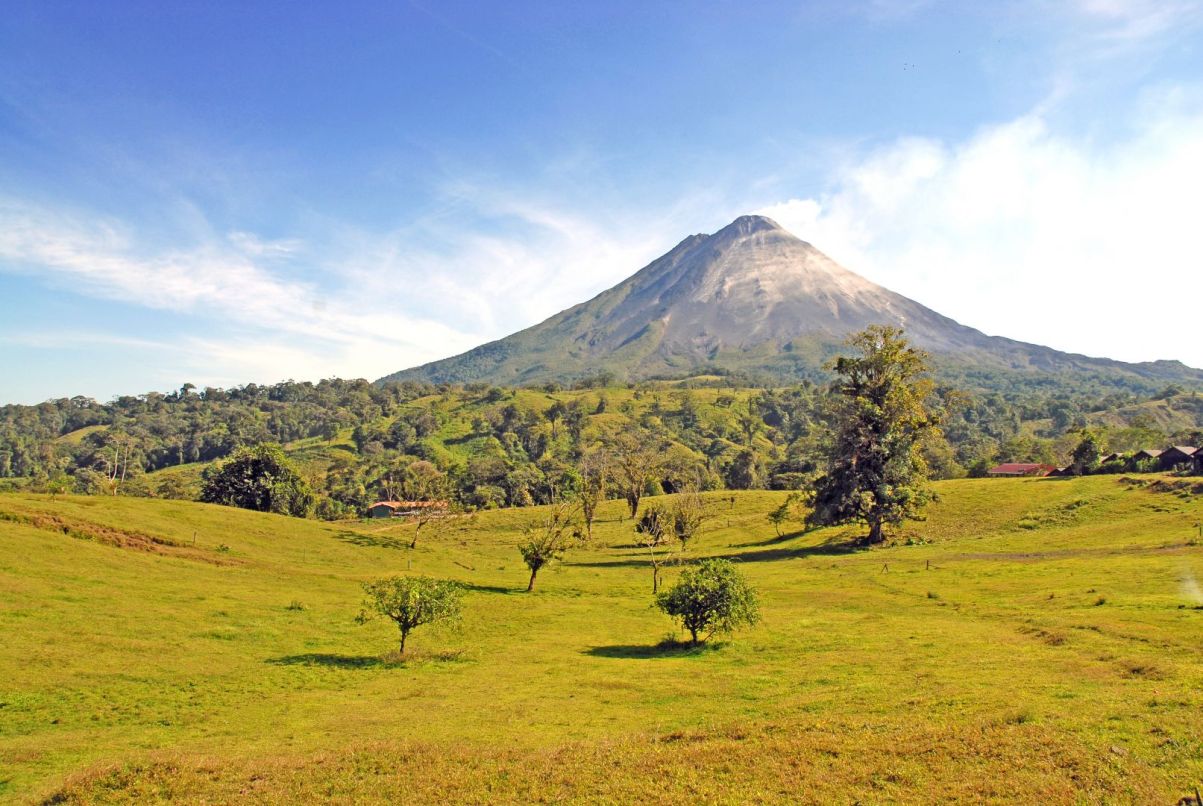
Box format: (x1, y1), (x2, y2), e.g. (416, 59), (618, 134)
(714, 535), (863, 563)
(269, 648), (469, 668)
(268, 653), (386, 668)
(573, 536), (862, 569)
(461, 582), (514, 595)
(331, 530), (409, 550)
(729, 528), (811, 548)
(585, 640), (724, 659)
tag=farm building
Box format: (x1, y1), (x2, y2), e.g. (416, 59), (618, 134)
(1048, 466), (1074, 477)
(367, 501), (402, 518)
(1130, 449), (1163, 467)
(367, 500), (449, 519)
(1195, 448), (1203, 474)
(986, 463), (1056, 477)
(1158, 446), (1197, 471)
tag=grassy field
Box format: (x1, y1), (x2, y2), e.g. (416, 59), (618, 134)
(1, 476), (1202, 803)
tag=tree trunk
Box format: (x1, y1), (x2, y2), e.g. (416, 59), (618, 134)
(527, 568), (538, 592)
(652, 565), (660, 594)
(867, 517), (884, 544)
(399, 630), (408, 654)
(689, 627), (699, 645)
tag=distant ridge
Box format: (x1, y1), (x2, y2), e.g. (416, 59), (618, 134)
(381, 215), (1203, 392)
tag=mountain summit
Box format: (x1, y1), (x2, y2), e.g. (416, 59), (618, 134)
(381, 215), (1202, 391)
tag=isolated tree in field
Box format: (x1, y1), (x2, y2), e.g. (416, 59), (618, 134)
(519, 502), (581, 591)
(577, 448), (610, 541)
(200, 443), (314, 517)
(655, 559), (760, 645)
(767, 492), (803, 537)
(608, 430), (664, 519)
(805, 326), (942, 544)
(670, 489), (708, 554)
(356, 576), (463, 654)
(1071, 430), (1103, 476)
(635, 504), (671, 593)
(410, 504), (468, 550)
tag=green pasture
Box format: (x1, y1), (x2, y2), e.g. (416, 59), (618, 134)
(0, 476), (1201, 803)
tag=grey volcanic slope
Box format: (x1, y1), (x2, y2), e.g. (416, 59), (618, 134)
(381, 215), (1203, 390)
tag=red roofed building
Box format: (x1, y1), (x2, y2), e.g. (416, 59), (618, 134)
(367, 500), (450, 518)
(986, 463), (1056, 477)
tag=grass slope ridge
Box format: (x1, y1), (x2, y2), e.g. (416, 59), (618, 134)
(381, 215), (1203, 392)
(1, 477), (1202, 803)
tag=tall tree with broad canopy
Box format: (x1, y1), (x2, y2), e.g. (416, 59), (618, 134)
(805, 326), (943, 544)
(199, 443), (314, 517)
(1071, 429), (1103, 476)
(655, 559), (760, 644)
(356, 576), (463, 654)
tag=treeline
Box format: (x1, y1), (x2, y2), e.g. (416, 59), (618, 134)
(3, 375), (1202, 515)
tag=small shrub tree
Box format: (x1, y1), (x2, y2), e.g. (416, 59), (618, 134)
(656, 559), (760, 645)
(767, 492), (803, 537)
(670, 489), (708, 554)
(635, 504), (671, 593)
(577, 448), (609, 541)
(356, 576), (463, 654)
(410, 504), (467, 550)
(519, 502), (580, 591)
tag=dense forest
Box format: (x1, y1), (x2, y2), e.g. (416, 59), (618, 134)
(3, 374), (1203, 518)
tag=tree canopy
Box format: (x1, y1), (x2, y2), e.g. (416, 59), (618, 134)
(805, 326), (943, 544)
(655, 559), (760, 644)
(199, 443), (314, 517)
(357, 576), (463, 654)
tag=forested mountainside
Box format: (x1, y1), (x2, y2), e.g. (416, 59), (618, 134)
(4, 375), (1203, 516)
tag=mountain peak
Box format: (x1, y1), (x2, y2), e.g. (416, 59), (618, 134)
(715, 214), (786, 238)
(380, 217), (1203, 391)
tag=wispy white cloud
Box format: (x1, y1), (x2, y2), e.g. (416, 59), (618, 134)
(327, 187), (728, 337)
(0, 188), (721, 389)
(757, 95), (1203, 368)
(0, 198), (483, 382)
(1068, 0), (1203, 44)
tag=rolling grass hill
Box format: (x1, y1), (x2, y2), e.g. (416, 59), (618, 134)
(2, 477), (1202, 803)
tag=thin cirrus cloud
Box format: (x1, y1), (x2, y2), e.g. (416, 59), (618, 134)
(0, 198), (484, 384)
(756, 93), (1203, 368)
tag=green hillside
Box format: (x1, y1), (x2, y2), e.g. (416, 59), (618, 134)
(10, 377), (1203, 519)
(2, 477), (1202, 803)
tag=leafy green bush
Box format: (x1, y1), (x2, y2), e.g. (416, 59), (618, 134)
(357, 576), (463, 653)
(655, 559), (760, 644)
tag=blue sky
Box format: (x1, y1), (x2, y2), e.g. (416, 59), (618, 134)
(2, 1), (1202, 403)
